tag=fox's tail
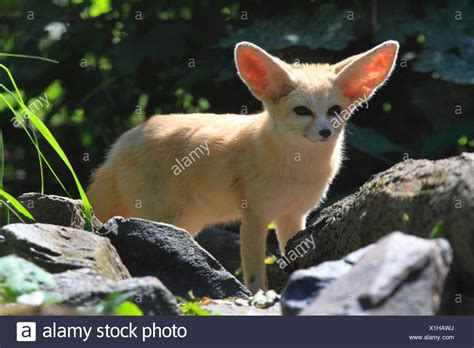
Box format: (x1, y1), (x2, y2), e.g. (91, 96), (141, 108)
(87, 165), (130, 223)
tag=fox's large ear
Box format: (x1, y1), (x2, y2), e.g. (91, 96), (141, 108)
(334, 41), (399, 102)
(235, 42), (295, 101)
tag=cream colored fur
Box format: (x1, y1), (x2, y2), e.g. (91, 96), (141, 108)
(88, 40), (399, 293)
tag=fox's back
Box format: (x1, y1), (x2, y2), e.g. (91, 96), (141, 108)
(88, 113), (268, 224)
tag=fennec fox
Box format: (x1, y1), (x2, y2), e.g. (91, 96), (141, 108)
(88, 40), (399, 293)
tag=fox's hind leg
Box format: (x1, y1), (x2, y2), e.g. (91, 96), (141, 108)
(276, 214), (305, 254)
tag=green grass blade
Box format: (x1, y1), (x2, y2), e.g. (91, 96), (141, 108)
(0, 189), (34, 222)
(0, 64), (92, 229)
(32, 129), (44, 194)
(2, 202), (11, 225)
(0, 129), (4, 189)
(0, 91), (72, 197)
(0, 53), (59, 64)
(2, 200), (21, 224)
(0, 130), (10, 225)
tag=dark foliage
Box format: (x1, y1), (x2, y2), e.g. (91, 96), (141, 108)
(0, 0), (472, 204)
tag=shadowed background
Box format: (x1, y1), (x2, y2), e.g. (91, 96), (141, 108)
(0, 0), (473, 207)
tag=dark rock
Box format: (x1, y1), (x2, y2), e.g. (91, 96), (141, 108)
(8, 193), (102, 231)
(51, 268), (179, 315)
(0, 223), (130, 281)
(438, 267), (474, 315)
(195, 227), (287, 290)
(99, 217), (251, 299)
(195, 228), (241, 274)
(300, 232), (453, 315)
(281, 245), (373, 315)
(287, 154), (473, 291)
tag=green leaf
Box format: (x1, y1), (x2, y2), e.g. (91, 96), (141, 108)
(179, 300), (215, 316)
(458, 135), (468, 146)
(414, 50), (474, 85)
(376, 0), (474, 85)
(411, 1), (474, 85)
(177, 293), (218, 316)
(197, 98), (210, 112)
(216, 4), (359, 51)
(0, 255), (57, 302)
(44, 80), (63, 102)
(98, 292), (143, 316)
(411, 79), (474, 157)
(382, 102), (392, 113)
(0, 189), (34, 222)
(89, 0), (111, 17)
(429, 220), (444, 239)
(346, 125), (411, 162)
(233, 266), (242, 277)
(0, 64), (92, 230)
(114, 301), (144, 316)
(416, 33), (426, 44)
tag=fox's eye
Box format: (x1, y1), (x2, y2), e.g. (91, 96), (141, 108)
(293, 106), (312, 116)
(328, 105), (342, 117)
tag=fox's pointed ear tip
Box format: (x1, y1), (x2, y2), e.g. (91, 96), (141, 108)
(383, 40), (400, 50)
(235, 41), (259, 52)
(235, 41), (252, 48)
(235, 42), (250, 59)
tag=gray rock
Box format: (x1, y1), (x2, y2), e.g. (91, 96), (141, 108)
(50, 268), (179, 315)
(99, 217), (251, 299)
(0, 304), (89, 316)
(6, 193), (102, 231)
(195, 227), (287, 290)
(0, 223), (130, 281)
(281, 245), (374, 315)
(300, 232), (453, 315)
(343, 244), (375, 264)
(281, 262), (351, 315)
(201, 298), (281, 316)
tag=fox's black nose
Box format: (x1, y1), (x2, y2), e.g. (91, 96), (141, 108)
(319, 129), (332, 138)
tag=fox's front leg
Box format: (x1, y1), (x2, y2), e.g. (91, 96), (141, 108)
(240, 213), (269, 293)
(276, 214), (305, 254)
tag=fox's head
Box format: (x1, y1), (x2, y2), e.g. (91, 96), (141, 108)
(235, 41), (399, 144)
